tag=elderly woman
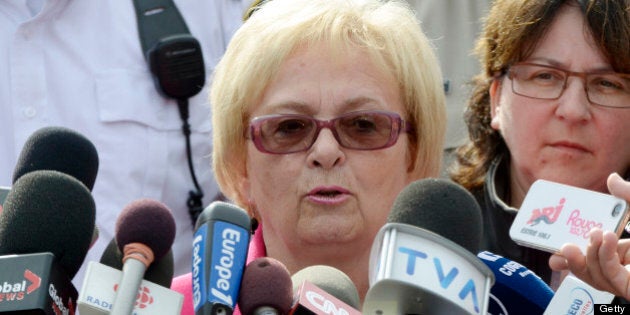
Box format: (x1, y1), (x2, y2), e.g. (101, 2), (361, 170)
(171, 0), (446, 312)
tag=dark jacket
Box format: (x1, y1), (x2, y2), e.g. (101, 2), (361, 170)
(471, 156), (554, 283)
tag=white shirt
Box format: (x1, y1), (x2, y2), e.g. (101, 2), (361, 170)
(0, 0), (249, 290)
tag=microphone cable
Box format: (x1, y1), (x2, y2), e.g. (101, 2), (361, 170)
(132, 0), (207, 226)
(177, 98), (205, 225)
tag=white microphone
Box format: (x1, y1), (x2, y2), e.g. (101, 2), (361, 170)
(78, 261), (183, 315)
(543, 274), (614, 315)
(363, 179), (495, 315)
(104, 199), (176, 315)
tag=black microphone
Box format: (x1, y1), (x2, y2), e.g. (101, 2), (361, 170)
(78, 199), (183, 315)
(192, 201), (252, 315)
(387, 178), (482, 253)
(12, 126), (99, 191)
(99, 237), (175, 288)
(363, 178), (495, 315)
(0, 170), (96, 314)
(289, 265), (361, 315)
(11, 125), (100, 248)
(238, 257), (293, 315)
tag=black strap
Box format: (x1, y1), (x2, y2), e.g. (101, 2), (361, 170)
(131, 0), (206, 226)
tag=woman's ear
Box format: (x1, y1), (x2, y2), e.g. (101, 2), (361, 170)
(490, 78), (502, 130)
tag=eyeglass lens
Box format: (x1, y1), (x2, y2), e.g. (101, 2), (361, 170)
(253, 111), (402, 153)
(509, 63), (630, 108)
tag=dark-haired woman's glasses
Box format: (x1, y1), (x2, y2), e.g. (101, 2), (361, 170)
(508, 62), (630, 108)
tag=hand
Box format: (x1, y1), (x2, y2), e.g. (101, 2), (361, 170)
(548, 173), (630, 299)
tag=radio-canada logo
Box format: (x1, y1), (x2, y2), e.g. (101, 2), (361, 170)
(527, 198), (565, 226)
(0, 269), (41, 302)
(113, 284), (154, 309)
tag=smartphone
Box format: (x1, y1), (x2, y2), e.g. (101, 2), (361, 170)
(509, 179), (629, 254)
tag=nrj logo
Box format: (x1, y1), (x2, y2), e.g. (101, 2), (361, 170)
(0, 269), (41, 302)
(527, 198), (566, 226)
(113, 284), (154, 309)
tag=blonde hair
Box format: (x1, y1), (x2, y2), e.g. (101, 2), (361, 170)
(210, 0), (446, 211)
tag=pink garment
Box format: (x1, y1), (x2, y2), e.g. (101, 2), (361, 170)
(171, 224), (267, 315)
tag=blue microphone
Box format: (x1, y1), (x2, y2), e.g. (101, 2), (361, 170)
(477, 251), (553, 315)
(192, 201), (252, 315)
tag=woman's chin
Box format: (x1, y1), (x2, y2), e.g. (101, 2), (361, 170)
(298, 223), (361, 245)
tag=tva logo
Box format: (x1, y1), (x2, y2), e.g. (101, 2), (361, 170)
(527, 198), (566, 226)
(398, 247), (483, 313)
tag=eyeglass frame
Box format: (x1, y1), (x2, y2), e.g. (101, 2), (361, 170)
(247, 110), (414, 154)
(504, 62), (630, 109)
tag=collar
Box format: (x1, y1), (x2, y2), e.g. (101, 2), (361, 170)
(485, 155), (518, 214)
(246, 222), (267, 264)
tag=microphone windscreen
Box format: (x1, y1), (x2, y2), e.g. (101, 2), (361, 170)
(238, 257), (293, 315)
(477, 251), (553, 314)
(12, 126), (99, 191)
(291, 265), (360, 309)
(100, 237), (175, 287)
(388, 178), (483, 253)
(115, 199), (176, 261)
(0, 170), (96, 278)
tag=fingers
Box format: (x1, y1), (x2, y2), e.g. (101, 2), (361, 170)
(558, 243), (588, 276)
(584, 228), (605, 286)
(618, 238), (630, 265)
(552, 229), (608, 292)
(607, 172), (630, 201)
(549, 253), (569, 271)
(599, 231), (630, 299)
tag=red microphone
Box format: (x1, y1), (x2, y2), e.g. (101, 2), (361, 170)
(289, 265), (361, 315)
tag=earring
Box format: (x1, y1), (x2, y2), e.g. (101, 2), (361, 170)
(248, 201), (260, 234)
(250, 217), (259, 234)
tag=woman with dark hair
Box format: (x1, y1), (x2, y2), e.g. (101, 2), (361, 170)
(449, 0), (630, 291)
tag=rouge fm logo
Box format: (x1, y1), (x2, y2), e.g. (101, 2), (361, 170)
(527, 198), (566, 226)
(113, 284), (154, 309)
(0, 269), (42, 302)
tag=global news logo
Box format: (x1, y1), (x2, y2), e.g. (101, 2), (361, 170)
(0, 269), (41, 302)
